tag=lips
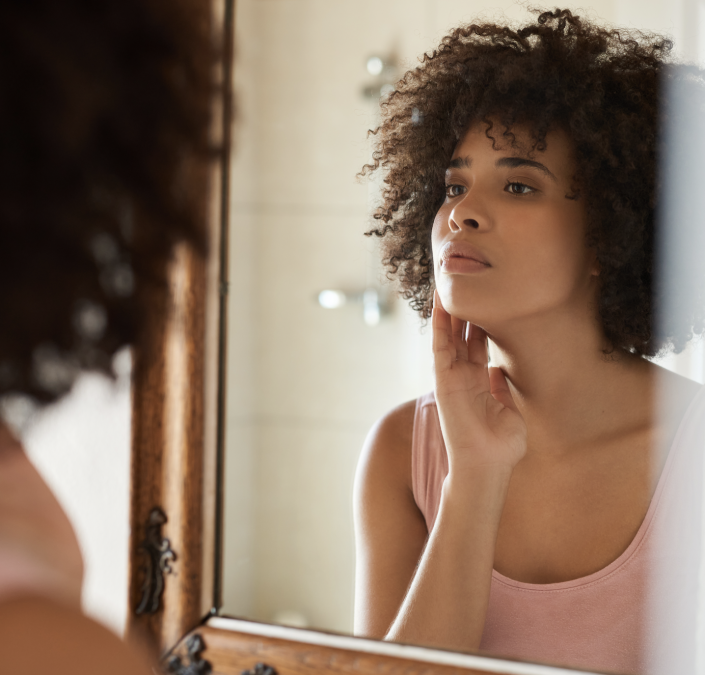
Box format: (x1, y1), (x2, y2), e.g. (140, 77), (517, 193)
(439, 241), (491, 268)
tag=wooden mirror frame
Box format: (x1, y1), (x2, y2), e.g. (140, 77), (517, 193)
(124, 2), (600, 673)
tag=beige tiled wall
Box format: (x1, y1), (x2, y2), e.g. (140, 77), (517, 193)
(222, 0), (687, 634)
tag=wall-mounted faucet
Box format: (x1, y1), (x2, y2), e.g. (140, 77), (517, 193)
(317, 288), (391, 326)
(361, 53), (399, 100)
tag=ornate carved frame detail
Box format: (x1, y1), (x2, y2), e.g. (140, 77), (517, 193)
(126, 0), (227, 646)
(165, 634), (212, 675)
(136, 507), (176, 615)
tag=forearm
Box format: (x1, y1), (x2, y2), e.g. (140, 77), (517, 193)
(385, 468), (511, 652)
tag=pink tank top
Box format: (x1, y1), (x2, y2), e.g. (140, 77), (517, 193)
(411, 388), (705, 674)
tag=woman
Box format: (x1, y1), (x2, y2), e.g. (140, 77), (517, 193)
(0, 0), (214, 672)
(354, 9), (705, 674)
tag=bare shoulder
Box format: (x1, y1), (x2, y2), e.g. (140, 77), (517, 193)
(0, 596), (152, 675)
(641, 361), (703, 462)
(367, 398), (417, 450)
(357, 399), (418, 490)
(353, 398), (429, 638)
(354, 396), (425, 543)
(648, 361), (703, 414)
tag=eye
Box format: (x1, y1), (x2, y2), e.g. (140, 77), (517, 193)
(445, 184), (466, 198)
(505, 181), (535, 196)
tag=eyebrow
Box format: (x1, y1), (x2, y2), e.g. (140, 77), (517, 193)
(448, 156), (472, 169)
(447, 155), (557, 181)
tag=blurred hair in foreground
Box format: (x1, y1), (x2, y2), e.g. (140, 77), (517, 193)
(0, 0), (217, 407)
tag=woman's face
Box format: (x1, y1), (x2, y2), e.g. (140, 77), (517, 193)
(431, 123), (597, 333)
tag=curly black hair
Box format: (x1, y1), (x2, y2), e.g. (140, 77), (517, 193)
(363, 7), (705, 357)
(0, 0), (216, 403)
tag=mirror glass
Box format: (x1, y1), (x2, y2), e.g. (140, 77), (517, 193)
(221, 0), (705, 671)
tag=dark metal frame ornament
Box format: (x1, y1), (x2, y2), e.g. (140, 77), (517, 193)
(136, 506), (176, 615)
(241, 663), (278, 675)
(165, 634), (212, 675)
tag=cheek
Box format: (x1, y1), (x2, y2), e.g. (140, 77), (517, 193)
(430, 211), (447, 266)
(503, 212), (591, 299)
(431, 202), (592, 323)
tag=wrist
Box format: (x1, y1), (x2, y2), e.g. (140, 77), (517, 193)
(441, 466), (512, 515)
(446, 461), (513, 489)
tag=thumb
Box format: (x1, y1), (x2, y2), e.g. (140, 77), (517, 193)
(489, 367), (520, 414)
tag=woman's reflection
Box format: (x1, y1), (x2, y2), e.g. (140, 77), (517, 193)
(354, 9), (704, 673)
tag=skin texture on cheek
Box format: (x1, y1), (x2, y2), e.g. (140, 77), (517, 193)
(433, 218), (596, 331)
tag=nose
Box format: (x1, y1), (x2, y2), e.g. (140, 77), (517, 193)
(448, 190), (483, 232)
(449, 216), (479, 231)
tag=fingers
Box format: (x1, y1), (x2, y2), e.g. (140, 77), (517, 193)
(450, 315), (468, 361)
(489, 366), (520, 413)
(467, 323), (488, 366)
(432, 290), (455, 364)
(434, 290), (485, 368)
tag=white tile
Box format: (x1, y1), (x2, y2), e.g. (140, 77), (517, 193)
(249, 213), (433, 425)
(250, 423), (364, 633)
(222, 422), (257, 616)
(232, 0), (437, 210)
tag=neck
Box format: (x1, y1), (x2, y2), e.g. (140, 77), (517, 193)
(486, 306), (653, 454)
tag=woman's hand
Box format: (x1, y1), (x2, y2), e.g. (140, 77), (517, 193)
(432, 290), (527, 478)
(372, 292), (528, 651)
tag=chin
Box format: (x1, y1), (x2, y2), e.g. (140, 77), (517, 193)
(442, 298), (493, 327)
(438, 281), (493, 323)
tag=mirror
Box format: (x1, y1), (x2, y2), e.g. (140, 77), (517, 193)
(220, 0), (705, 673)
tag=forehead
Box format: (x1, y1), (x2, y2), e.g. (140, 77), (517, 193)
(451, 122), (576, 173)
